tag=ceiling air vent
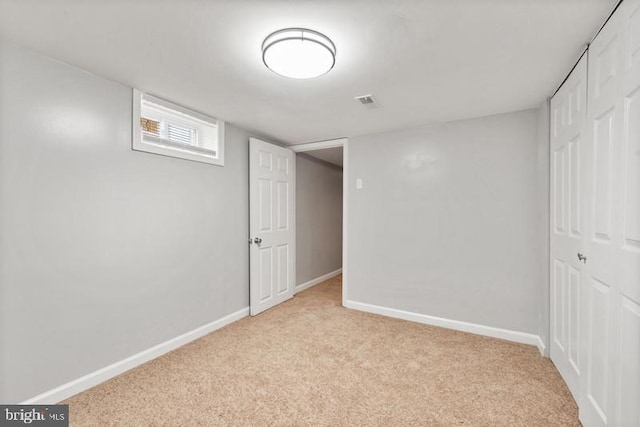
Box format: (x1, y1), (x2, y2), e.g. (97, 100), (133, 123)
(355, 94), (378, 108)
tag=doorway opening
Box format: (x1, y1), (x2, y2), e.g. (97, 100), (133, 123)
(292, 139), (347, 306)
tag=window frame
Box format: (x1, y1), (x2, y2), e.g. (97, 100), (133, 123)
(132, 89), (225, 166)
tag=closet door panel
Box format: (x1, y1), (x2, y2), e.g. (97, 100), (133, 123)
(550, 54), (587, 402)
(618, 2), (640, 426)
(581, 0), (640, 425)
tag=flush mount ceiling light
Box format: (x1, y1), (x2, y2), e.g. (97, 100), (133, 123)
(262, 28), (336, 79)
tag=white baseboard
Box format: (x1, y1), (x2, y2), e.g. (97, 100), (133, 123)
(21, 307), (250, 405)
(296, 268), (342, 293)
(535, 336), (547, 356)
(344, 300), (545, 354)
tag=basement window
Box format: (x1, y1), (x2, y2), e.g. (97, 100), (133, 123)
(132, 89), (224, 166)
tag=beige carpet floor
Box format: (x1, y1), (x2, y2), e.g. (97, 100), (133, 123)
(64, 275), (578, 426)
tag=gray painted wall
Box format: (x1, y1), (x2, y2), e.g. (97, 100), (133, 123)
(346, 110), (547, 335)
(0, 41), (256, 403)
(296, 154), (342, 286)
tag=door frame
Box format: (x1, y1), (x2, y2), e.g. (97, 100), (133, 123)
(290, 137), (349, 307)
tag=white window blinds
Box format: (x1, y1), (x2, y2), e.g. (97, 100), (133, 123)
(133, 89), (225, 166)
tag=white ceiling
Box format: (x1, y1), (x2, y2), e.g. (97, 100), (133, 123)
(305, 147), (343, 168)
(0, 0), (616, 145)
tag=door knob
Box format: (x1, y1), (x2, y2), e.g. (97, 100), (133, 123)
(254, 237), (262, 245)
(577, 253), (587, 263)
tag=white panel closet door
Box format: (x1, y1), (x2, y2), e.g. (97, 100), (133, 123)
(580, 0), (640, 425)
(550, 54), (588, 402)
(249, 138), (296, 316)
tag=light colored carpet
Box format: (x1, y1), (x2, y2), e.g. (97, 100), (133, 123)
(64, 275), (578, 426)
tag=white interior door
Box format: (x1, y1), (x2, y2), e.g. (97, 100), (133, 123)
(249, 137), (296, 316)
(580, 0), (640, 425)
(550, 53), (588, 402)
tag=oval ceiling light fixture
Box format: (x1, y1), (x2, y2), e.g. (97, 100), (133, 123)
(262, 28), (336, 79)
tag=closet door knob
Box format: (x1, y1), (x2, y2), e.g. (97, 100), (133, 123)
(577, 253), (587, 264)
